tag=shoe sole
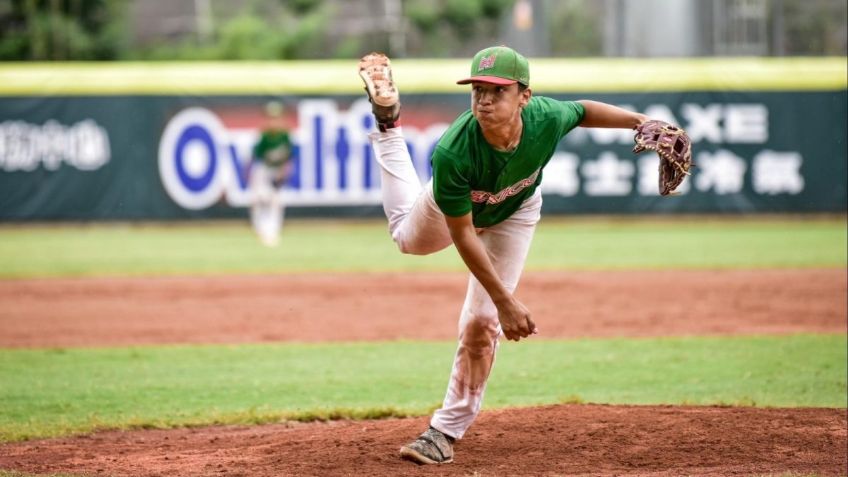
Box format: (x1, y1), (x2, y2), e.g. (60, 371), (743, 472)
(358, 53), (399, 108)
(399, 445), (453, 465)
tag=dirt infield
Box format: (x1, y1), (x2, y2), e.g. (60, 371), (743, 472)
(1, 405), (845, 476)
(1, 268), (846, 476)
(1, 269), (845, 347)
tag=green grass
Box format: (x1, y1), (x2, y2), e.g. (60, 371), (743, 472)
(0, 334), (844, 442)
(0, 217), (844, 278)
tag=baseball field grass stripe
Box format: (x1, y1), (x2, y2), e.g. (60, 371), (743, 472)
(0, 334), (844, 442)
(0, 58), (844, 95)
(0, 218), (844, 278)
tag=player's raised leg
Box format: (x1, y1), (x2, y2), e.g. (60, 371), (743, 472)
(359, 53), (451, 255)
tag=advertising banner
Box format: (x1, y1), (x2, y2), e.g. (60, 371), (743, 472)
(1, 61), (845, 220)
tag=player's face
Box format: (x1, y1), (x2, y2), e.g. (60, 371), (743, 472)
(470, 82), (530, 129)
(267, 114), (285, 130)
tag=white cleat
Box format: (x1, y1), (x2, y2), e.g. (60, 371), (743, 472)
(358, 52), (401, 125)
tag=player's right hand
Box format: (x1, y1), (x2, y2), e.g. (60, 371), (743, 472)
(495, 297), (536, 341)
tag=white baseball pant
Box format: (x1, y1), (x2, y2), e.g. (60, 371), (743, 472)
(369, 128), (541, 439)
(249, 163), (286, 246)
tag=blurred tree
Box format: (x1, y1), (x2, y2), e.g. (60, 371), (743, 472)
(278, 7), (331, 59)
(443, 0), (482, 38)
(779, 0), (847, 55)
(400, 0), (512, 57)
(481, 0), (513, 20)
(2, 0), (842, 61)
(0, 0), (128, 60)
(546, 0), (603, 57)
(405, 0), (440, 33)
(216, 13), (280, 60)
(286, 0), (322, 15)
(135, 0), (331, 60)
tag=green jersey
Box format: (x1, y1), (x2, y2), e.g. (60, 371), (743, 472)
(253, 129), (292, 168)
(431, 96), (585, 228)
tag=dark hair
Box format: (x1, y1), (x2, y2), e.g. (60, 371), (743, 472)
(518, 83), (529, 92)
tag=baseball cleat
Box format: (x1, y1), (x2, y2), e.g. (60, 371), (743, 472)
(358, 52), (401, 128)
(399, 427), (454, 465)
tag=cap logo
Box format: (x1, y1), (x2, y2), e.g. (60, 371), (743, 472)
(477, 54), (496, 72)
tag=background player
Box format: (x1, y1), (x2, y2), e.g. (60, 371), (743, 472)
(248, 101), (293, 247)
(359, 46), (676, 465)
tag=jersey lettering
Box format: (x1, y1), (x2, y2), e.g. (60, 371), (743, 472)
(470, 167), (541, 204)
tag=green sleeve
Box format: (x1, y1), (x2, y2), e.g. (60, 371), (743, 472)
(431, 146), (471, 217)
(560, 100), (586, 138)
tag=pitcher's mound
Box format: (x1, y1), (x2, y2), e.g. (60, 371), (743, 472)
(2, 404), (845, 476)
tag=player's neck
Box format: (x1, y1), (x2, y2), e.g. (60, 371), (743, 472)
(482, 116), (523, 153)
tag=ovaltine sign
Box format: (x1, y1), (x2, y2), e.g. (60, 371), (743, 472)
(157, 99), (449, 210)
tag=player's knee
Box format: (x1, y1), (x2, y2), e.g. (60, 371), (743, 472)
(460, 316), (499, 352)
(395, 238), (435, 256)
(396, 240), (421, 255)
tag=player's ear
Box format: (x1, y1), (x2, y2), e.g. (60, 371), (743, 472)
(519, 86), (531, 108)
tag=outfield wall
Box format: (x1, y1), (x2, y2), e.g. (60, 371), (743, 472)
(0, 59), (845, 220)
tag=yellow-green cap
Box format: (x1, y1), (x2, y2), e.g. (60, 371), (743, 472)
(456, 46), (530, 86)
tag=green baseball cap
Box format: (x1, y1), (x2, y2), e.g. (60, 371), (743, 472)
(457, 46), (530, 86)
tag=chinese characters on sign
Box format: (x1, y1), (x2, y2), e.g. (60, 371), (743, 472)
(543, 102), (804, 197)
(0, 119), (111, 172)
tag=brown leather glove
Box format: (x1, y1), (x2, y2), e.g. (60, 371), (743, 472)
(633, 120), (693, 196)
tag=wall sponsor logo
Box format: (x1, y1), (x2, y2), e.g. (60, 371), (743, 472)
(544, 102), (804, 197)
(158, 100), (806, 210)
(158, 99), (448, 210)
(0, 119), (110, 172)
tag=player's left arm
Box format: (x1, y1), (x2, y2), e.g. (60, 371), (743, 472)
(577, 100), (648, 129)
(577, 101), (693, 195)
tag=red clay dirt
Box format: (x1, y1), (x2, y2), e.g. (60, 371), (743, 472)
(0, 268), (846, 476)
(1, 405), (845, 477)
(1, 269), (845, 347)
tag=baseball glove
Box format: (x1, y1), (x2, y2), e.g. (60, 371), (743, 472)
(632, 120), (693, 196)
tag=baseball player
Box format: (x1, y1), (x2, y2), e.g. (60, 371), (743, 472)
(358, 46), (655, 465)
(249, 101), (293, 247)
